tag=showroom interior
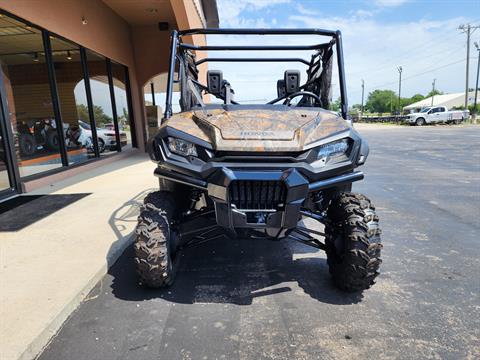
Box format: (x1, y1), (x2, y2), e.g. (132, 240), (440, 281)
(0, 0), (218, 201)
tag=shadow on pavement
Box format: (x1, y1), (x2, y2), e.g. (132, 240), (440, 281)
(106, 188), (155, 267)
(109, 232), (364, 306)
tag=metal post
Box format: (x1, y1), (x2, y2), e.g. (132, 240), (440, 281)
(80, 47), (100, 158)
(360, 79), (364, 120)
(431, 78), (436, 107)
(164, 30), (178, 120)
(473, 42), (479, 124)
(390, 92), (393, 114)
(397, 66), (402, 114)
(106, 58), (121, 152)
(43, 30), (68, 167)
(150, 82), (156, 106)
(335, 31), (348, 120)
(124, 66), (138, 148)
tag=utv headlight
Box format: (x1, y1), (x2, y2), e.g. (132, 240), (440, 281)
(167, 137), (197, 157)
(316, 139), (350, 165)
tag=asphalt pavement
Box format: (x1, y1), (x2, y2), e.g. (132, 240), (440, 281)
(38, 124), (480, 360)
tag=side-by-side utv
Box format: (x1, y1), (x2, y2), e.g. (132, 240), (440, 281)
(135, 28), (382, 292)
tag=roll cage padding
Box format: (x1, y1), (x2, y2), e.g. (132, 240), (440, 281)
(179, 50), (201, 111)
(297, 45), (334, 109)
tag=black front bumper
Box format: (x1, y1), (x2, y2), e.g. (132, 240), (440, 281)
(150, 126), (368, 235)
(154, 166), (363, 235)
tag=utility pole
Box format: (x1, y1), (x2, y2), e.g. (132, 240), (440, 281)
(361, 79), (365, 119)
(431, 78), (436, 106)
(397, 66), (402, 114)
(390, 92), (393, 114)
(473, 42), (479, 124)
(459, 24), (480, 109)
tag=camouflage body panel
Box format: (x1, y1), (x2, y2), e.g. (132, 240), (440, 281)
(162, 107), (351, 152)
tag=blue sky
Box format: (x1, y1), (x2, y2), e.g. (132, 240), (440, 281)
(210, 0), (480, 105)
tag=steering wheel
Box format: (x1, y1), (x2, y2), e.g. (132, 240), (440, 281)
(283, 91), (321, 106)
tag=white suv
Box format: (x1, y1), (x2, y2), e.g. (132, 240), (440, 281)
(78, 120), (127, 152)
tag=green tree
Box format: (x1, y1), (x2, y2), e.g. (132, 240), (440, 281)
(330, 97), (341, 112)
(365, 89), (396, 113)
(426, 89), (443, 98)
(76, 104), (89, 122)
(76, 104), (113, 126)
(400, 94), (423, 108)
(408, 94), (425, 104)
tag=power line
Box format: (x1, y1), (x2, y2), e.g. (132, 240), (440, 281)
(346, 17), (480, 78)
(346, 44), (465, 78)
(346, 27), (470, 77)
(348, 57), (472, 95)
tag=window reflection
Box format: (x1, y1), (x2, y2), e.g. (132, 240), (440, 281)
(0, 14), (62, 177)
(50, 36), (95, 165)
(0, 12), (136, 185)
(85, 50), (119, 155)
(111, 62), (131, 150)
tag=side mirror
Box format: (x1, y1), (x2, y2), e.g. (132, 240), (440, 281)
(207, 70), (223, 95)
(284, 70), (300, 94)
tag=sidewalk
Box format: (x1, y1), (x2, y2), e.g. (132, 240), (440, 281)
(0, 152), (157, 360)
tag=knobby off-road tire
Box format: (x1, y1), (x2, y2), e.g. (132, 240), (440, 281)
(19, 134), (36, 157)
(325, 192), (382, 292)
(134, 191), (178, 288)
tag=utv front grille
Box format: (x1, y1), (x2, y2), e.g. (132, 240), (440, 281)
(229, 180), (286, 210)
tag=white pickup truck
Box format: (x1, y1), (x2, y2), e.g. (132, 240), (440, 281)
(406, 106), (469, 126)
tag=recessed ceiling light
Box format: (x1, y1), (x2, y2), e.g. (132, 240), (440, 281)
(145, 8), (158, 13)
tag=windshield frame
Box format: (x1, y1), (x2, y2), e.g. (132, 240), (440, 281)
(163, 28), (348, 120)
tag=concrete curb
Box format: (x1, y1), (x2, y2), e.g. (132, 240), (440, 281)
(20, 235), (135, 360)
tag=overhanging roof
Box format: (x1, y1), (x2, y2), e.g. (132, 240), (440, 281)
(102, 0), (219, 28)
(102, 0), (177, 27)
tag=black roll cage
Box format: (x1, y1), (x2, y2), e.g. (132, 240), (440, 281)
(164, 28), (348, 120)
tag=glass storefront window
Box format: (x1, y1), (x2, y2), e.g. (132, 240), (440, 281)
(0, 11), (136, 194)
(111, 62), (131, 150)
(0, 14), (62, 177)
(85, 50), (118, 156)
(50, 36), (95, 165)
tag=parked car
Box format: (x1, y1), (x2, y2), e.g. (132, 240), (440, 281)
(78, 120), (127, 152)
(406, 106), (469, 126)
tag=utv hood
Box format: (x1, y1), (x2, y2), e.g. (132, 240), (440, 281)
(163, 106), (351, 152)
